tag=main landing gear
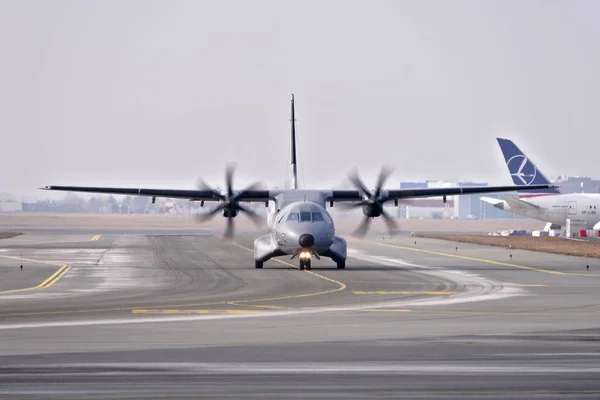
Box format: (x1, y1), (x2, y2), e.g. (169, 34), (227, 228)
(255, 260), (263, 269)
(336, 260), (345, 269)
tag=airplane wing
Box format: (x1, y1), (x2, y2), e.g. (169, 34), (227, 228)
(480, 196), (508, 210)
(43, 184), (553, 203)
(480, 196), (505, 206)
(329, 184), (555, 202)
(504, 196), (541, 210)
(385, 184), (555, 200)
(41, 186), (272, 202)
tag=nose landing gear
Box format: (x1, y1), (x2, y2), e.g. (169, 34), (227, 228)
(298, 250), (312, 270)
(299, 258), (311, 271)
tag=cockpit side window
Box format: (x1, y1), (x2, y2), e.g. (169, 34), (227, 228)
(300, 211), (311, 222)
(286, 212), (299, 222)
(312, 212), (324, 222)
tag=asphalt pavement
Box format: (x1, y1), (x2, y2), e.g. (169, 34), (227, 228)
(1, 229), (599, 399)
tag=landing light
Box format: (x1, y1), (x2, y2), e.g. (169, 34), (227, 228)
(299, 251), (311, 259)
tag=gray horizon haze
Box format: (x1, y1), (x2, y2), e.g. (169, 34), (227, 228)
(2, 0), (599, 199)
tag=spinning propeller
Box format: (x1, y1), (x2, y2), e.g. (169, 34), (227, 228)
(195, 164), (263, 239)
(343, 166), (398, 237)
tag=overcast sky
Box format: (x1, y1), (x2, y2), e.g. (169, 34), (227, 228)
(2, 0), (599, 198)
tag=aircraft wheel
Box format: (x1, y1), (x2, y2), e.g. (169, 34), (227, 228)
(336, 260), (346, 269)
(255, 260), (263, 269)
(305, 259), (311, 271)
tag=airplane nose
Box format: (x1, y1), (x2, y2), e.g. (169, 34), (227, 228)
(298, 234), (315, 248)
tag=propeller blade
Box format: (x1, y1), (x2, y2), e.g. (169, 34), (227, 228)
(348, 169), (372, 198)
(353, 216), (372, 237)
(196, 178), (225, 200)
(223, 215), (235, 240)
(225, 163), (236, 198)
(336, 201), (366, 211)
(237, 204), (263, 226)
(374, 165), (393, 199)
(236, 181), (266, 199)
(381, 209), (399, 235)
(194, 203), (225, 223)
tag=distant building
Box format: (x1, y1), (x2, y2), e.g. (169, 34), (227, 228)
(451, 181), (485, 219)
(552, 176), (600, 194)
(0, 192), (22, 212)
(397, 181), (453, 219)
(397, 181), (523, 220)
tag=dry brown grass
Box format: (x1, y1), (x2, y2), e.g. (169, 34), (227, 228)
(0, 212), (542, 233)
(0, 232), (22, 240)
(416, 234), (600, 259)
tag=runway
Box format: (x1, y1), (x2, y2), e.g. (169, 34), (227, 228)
(1, 229), (600, 399)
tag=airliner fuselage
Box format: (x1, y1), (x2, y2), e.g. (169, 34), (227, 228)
(499, 193), (600, 230)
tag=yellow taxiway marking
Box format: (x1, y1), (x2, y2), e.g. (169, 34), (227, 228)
(229, 303), (289, 310)
(360, 239), (600, 276)
(352, 290), (455, 295)
(0, 307), (122, 318)
(122, 242), (348, 315)
(0, 252), (71, 295)
(0, 254), (65, 266)
(91, 234), (101, 241)
(132, 309), (262, 315)
(37, 265), (70, 288)
(0, 265), (71, 295)
(227, 243), (347, 305)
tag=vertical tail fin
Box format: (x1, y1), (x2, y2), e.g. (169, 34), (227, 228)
(496, 138), (559, 196)
(290, 94), (298, 189)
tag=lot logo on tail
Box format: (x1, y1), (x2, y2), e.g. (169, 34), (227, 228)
(507, 155), (537, 185)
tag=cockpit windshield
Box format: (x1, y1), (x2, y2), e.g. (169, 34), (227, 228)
(300, 211), (311, 222)
(312, 212), (324, 222)
(286, 210), (328, 223)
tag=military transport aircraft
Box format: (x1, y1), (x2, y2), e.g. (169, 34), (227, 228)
(42, 95), (553, 270)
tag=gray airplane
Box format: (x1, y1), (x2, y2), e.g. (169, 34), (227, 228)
(42, 95), (552, 270)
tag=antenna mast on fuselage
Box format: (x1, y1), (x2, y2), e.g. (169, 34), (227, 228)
(290, 94), (298, 190)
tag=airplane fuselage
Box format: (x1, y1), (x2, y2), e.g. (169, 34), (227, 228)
(253, 190), (347, 269)
(503, 193), (600, 229)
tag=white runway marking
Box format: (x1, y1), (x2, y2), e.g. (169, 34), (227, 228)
(347, 248), (525, 306)
(3, 362), (600, 375)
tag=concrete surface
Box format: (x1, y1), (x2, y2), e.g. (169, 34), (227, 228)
(0, 229), (599, 399)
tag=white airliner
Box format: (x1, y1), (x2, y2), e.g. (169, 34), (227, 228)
(481, 138), (600, 230)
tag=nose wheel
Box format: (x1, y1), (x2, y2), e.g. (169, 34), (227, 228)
(299, 259), (311, 271)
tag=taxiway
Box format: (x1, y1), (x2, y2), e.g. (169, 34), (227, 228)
(1, 229), (599, 399)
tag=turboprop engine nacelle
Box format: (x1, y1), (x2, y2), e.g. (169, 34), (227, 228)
(223, 208), (238, 218)
(362, 203), (383, 218)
